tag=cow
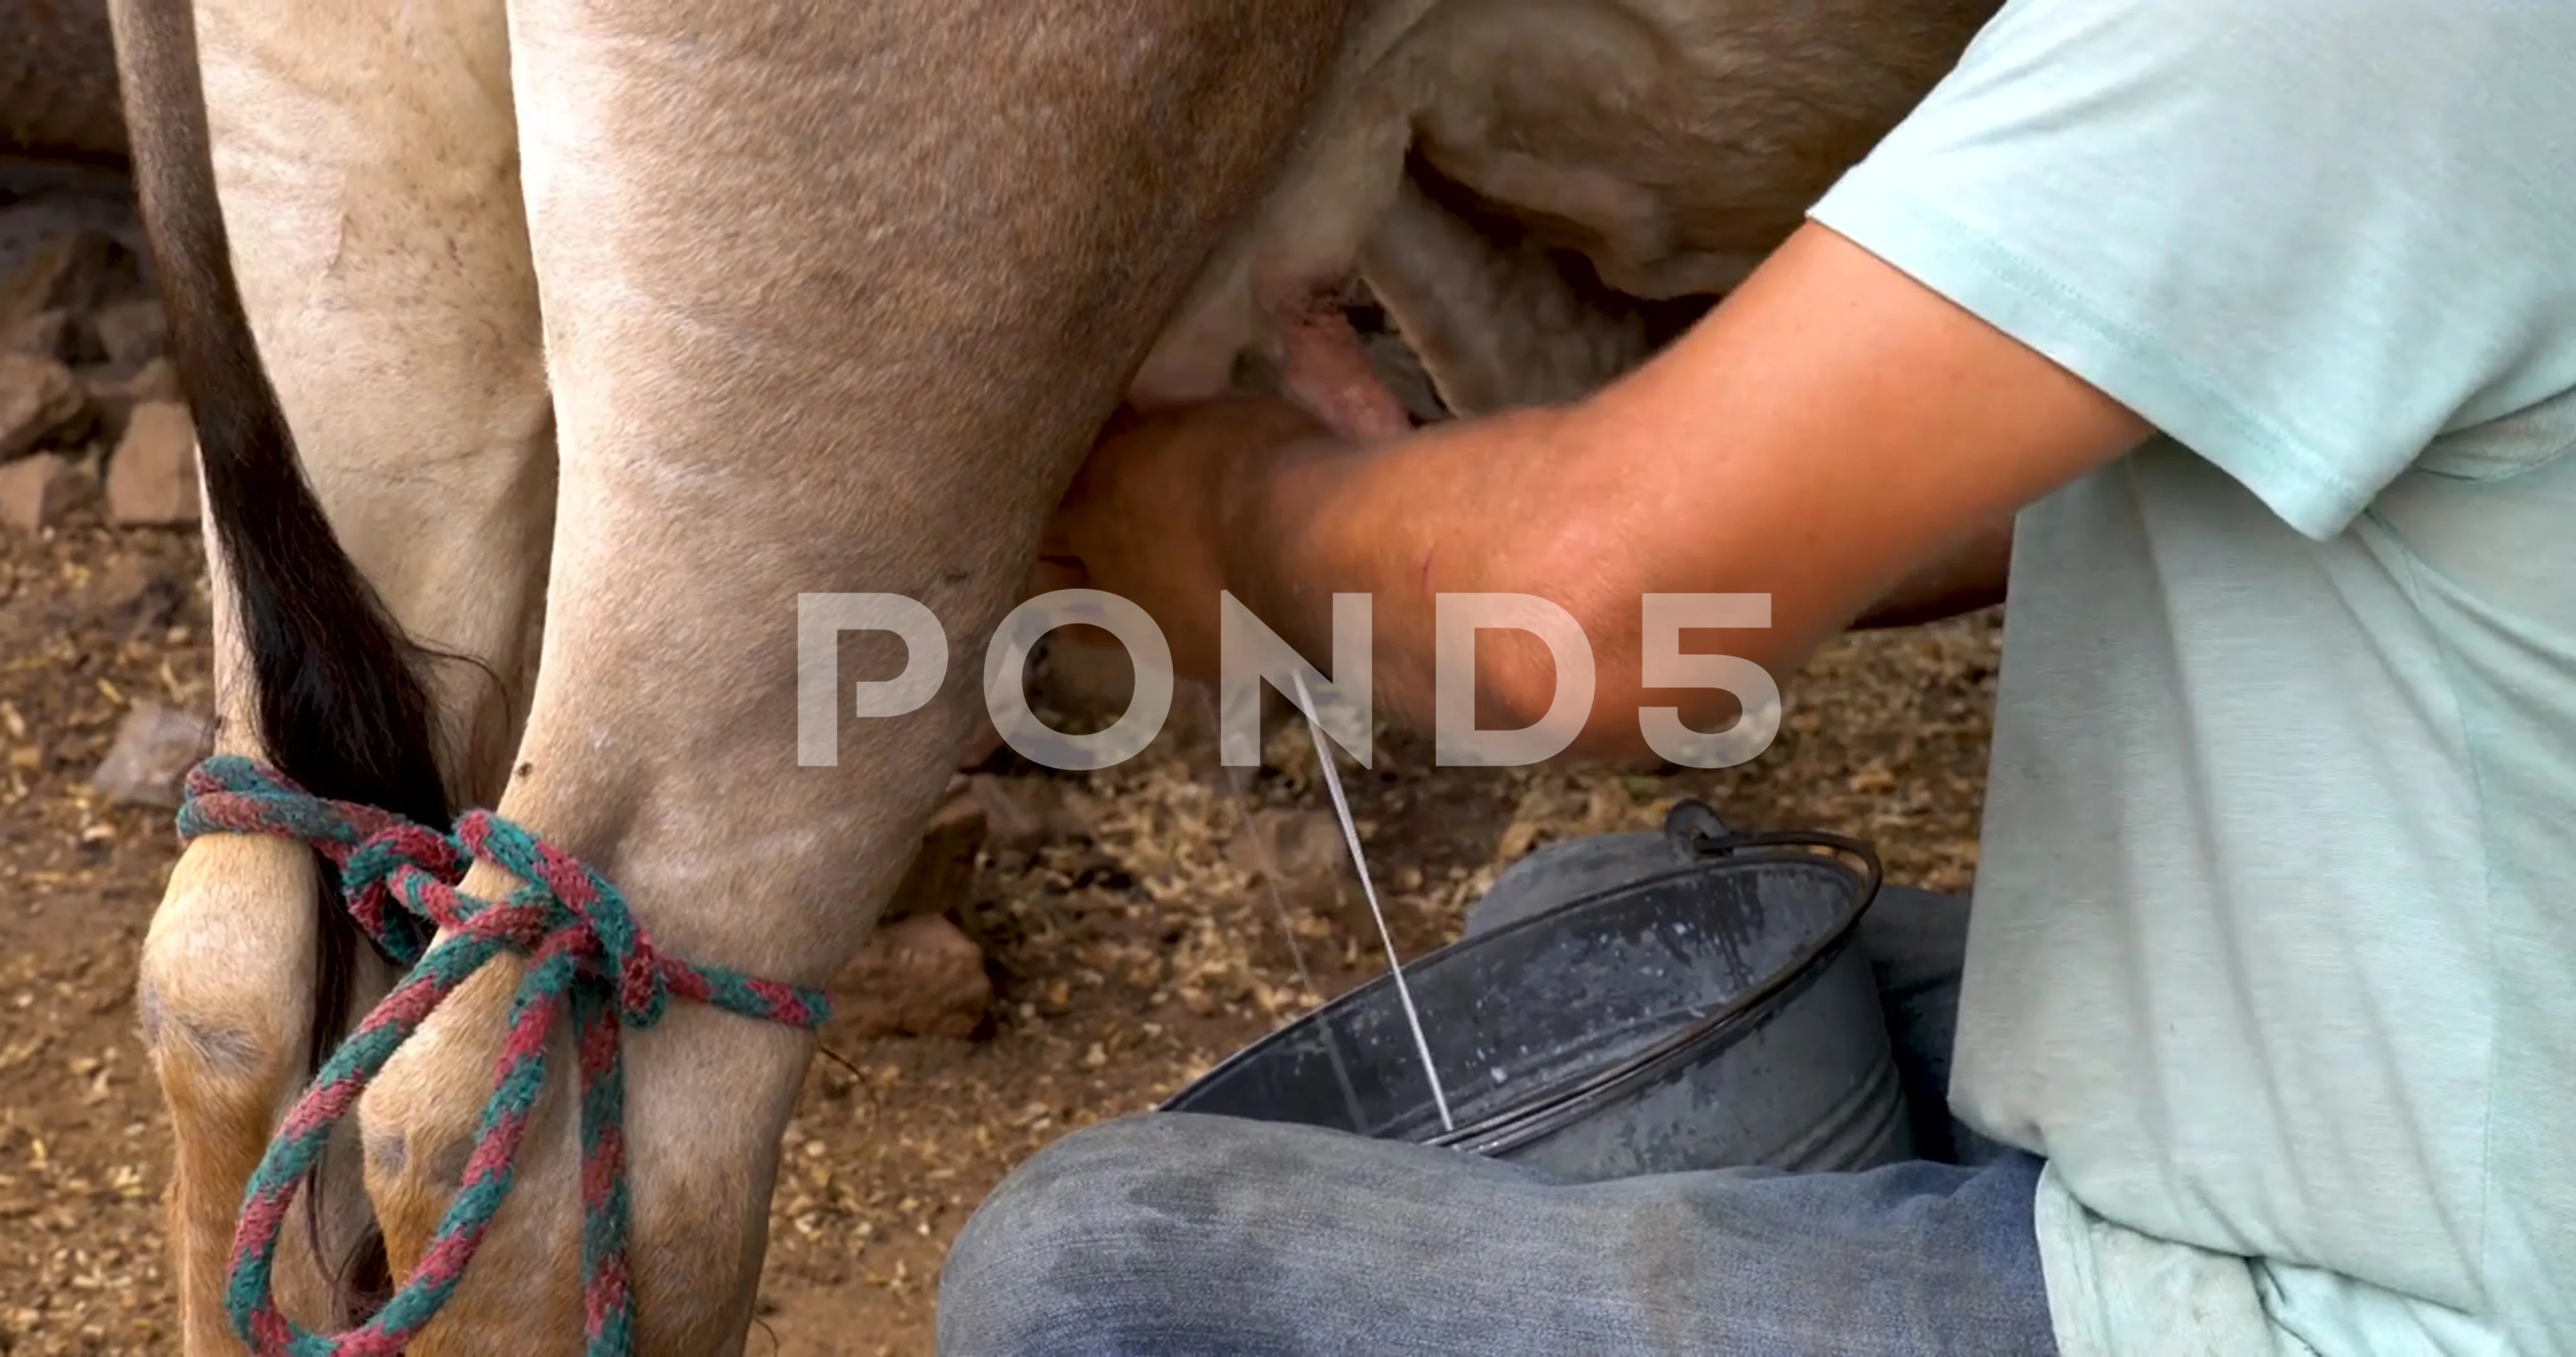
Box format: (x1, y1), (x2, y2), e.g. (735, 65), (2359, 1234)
(103, 0), (2002, 1349)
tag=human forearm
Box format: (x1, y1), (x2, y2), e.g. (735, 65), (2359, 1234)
(1206, 391), (1836, 766)
(1847, 517), (2012, 630)
(1053, 225), (2152, 769)
(1213, 402), (1590, 743)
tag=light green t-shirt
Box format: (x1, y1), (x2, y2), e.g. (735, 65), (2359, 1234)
(1804, 3), (2576, 1354)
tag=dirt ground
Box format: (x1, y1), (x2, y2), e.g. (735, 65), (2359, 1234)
(0, 167), (2008, 1357)
(0, 500), (2003, 1354)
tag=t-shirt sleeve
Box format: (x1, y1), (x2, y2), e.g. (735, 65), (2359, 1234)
(1806, 0), (2576, 540)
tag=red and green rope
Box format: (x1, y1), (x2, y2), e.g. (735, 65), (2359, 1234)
(174, 754), (831, 1356)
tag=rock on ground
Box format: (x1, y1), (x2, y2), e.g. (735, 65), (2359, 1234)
(0, 452), (83, 535)
(103, 399), (196, 525)
(2, 307), (69, 359)
(0, 352), (90, 460)
(830, 913), (995, 1041)
(813, 783), (1001, 1041)
(87, 701), (212, 807)
(87, 298), (165, 373)
(84, 354), (177, 442)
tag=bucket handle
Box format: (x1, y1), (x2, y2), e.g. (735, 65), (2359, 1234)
(1658, 801), (1883, 896)
(1662, 798), (1739, 860)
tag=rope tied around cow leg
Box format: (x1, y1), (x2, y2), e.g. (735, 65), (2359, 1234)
(174, 753), (833, 1357)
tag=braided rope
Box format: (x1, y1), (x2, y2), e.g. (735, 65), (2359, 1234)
(174, 754), (833, 1356)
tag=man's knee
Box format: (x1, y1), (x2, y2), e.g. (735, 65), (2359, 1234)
(937, 1112), (1267, 1355)
(940, 1115), (1160, 1331)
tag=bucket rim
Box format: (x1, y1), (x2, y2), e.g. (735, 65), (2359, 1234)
(1157, 801), (1885, 1151)
(1423, 823), (1882, 1153)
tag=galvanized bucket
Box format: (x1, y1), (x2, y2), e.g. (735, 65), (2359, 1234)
(1160, 800), (1913, 1181)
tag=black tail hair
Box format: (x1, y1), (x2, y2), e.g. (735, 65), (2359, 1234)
(112, 0), (453, 1316)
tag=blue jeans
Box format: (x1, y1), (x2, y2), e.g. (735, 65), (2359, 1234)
(935, 878), (2057, 1356)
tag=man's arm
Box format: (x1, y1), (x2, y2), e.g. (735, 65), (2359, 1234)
(1052, 223), (2149, 762)
(1847, 517), (2011, 630)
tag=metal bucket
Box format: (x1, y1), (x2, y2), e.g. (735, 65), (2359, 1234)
(1160, 800), (1913, 1182)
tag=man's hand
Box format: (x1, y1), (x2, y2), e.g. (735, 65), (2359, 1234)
(1042, 394), (1345, 679)
(1043, 222), (2155, 762)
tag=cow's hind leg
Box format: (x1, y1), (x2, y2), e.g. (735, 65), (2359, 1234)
(113, 0), (552, 1346)
(338, 2), (1360, 1350)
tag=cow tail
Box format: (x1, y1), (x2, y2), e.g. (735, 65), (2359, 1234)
(111, 0), (450, 1315)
